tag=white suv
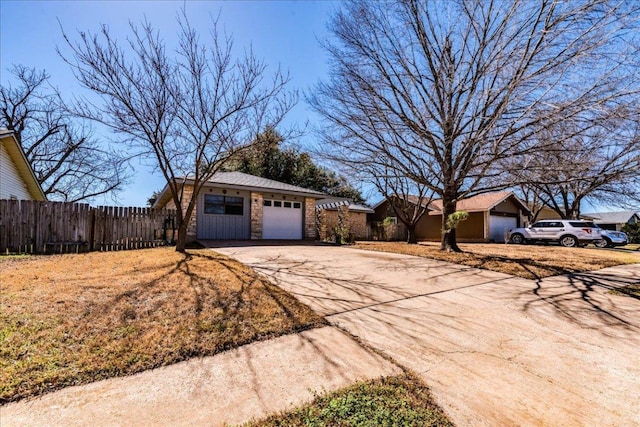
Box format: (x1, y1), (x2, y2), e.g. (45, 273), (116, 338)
(508, 220), (602, 248)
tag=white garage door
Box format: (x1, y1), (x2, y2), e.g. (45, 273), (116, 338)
(489, 216), (518, 243)
(263, 200), (303, 239)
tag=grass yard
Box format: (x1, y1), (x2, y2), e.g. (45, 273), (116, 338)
(244, 373), (453, 427)
(353, 241), (640, 280)
(0, 248), (324, 404)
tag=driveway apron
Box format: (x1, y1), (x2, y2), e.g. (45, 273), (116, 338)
(214, 243), (640, 427)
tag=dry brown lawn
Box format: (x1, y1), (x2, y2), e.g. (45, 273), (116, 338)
(353, 241), (640, 280)
(0, 248), (324, 404)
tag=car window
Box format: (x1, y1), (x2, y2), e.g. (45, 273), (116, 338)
(548, 222), (564, 228)
(569, 221), (596, 228)
(531, 222), (548, 228)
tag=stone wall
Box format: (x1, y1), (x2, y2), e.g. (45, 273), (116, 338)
(250, 192), (263, 240)
(304, 197), (317, 240)
(162, 185), (197, 241)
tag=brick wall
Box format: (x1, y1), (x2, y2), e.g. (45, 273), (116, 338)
(320, 209), (369, 240)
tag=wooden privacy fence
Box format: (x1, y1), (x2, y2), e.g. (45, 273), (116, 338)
(0, 200), (177, 254)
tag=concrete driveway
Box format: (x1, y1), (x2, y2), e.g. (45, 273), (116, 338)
(213, 242), (640, 427)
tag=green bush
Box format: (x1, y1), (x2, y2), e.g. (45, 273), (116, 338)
(621, 222), (640, 243)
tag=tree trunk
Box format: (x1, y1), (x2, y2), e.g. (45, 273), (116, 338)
(407, 226), (418, 244)
(175, 223), (187, 253)
(440, 198), (462, 252)
(441, 227), (461, 252)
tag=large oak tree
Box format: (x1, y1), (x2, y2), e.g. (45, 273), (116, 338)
(310, 0), (640, 251)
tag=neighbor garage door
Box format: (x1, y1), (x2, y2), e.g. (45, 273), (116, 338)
(262, 200), (303, 239)
(489, 215), (518, 243)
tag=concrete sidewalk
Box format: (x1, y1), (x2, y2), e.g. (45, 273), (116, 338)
(0, 326), (400, 427)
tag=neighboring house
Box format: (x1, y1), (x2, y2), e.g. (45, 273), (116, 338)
(152, 171), (325, 241)
(586, 211), (640, 231)
(315, 198), (374, 240)
(0, 129), (46, 201)
(373, 191), (530, 243)
(530, 206), (562, 221)
(528, 206), (597, 222)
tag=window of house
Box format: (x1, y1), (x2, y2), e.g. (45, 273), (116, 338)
(293, 202), (301, 209)
(204, 194), (244, 215)
(284, 201), (292, 208)
(274, 201), (282, 207)
(263, 200), (272, 207)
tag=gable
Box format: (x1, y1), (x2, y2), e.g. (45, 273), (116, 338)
(0, 132), (46, 201)
(428, 192), (530, 215)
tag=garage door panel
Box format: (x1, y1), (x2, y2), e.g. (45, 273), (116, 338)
(489, 216), (517, 243)
(263, 203), (303, 239)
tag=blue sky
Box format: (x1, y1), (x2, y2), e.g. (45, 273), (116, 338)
(1, 0), (339, 206)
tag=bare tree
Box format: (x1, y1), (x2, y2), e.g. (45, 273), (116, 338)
(0, 65), (130, 202)
(513, 106), (640, 219)
(60, 13), (295, 252)
(378, 173), (434, 244)
(310, 0), (640, 251)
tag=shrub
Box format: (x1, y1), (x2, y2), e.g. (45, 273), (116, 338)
(621, 222), (640, 243)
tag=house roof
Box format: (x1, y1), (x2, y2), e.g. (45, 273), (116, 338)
(316, 198), (374, 213)
(584, 211), (640, 224)
(428, 191), (526, 214)
(374, 191), (530, 215)
(0, 129), (46, 201)
(371, 195), (432, 210)
(153, 171), (325, 208)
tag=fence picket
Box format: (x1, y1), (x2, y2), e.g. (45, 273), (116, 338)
(0, 200), (176, 254)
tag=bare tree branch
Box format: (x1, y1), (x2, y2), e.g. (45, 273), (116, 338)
(0, 65), (131, 202)
(59, 11), (296, 251)
(310, 0), (640, 251)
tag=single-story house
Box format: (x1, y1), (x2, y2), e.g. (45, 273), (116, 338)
(372, 191), (530, 243)
(529, 206), (597, 222)
(315, 198), (374, 240)
(152, 171), (325, 241)
(585, 211), (640, 231)
(0, 129), (46, 201)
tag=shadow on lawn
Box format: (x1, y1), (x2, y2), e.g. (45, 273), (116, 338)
(27, 250), (327, 401)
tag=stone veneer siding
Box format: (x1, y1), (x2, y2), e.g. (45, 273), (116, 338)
(304, 197), (317, 240)
(162, 185), (198, 242)
(250, 192), (263, 240)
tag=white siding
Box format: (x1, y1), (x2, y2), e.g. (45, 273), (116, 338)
(0, 142), (31, 200)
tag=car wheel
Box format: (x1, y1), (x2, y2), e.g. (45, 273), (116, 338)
(594, 238), (609, 248)
(510, 233), (525, 244)
(559, 235), (578, 248)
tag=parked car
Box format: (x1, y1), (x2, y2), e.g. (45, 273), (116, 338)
(508, 220), (602, 248)
(594, 229), (628, 248)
